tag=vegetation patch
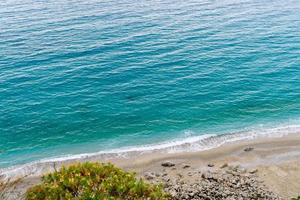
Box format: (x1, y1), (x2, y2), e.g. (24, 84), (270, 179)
(26, 162), (170, 200)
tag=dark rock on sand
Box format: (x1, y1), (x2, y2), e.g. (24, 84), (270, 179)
(161, 161), (175, 167)
(207, 163), (214, 167)
(244, 147), (254, 152)
(183, 164), (191, 169)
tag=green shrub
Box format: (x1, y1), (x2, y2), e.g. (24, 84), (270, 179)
(292, 197), (300, 200)
(26, 162), (170, 200)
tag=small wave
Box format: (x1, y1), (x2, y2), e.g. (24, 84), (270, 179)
(1, 123), (300, 180)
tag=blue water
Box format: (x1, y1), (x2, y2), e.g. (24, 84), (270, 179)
(1, 0), (300, 168)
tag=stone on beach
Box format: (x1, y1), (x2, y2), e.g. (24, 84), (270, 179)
(182, 164), (191, 169)
(161, 161), (175, 167)
(144, 172), (155, 180)
(244, 147), (254, 152)
(207, 163), (214, 167)
(220, 163), (228, 168)
(249, 168), (258, 174)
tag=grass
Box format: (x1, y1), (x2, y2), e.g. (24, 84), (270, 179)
(26, 162), (170, 200)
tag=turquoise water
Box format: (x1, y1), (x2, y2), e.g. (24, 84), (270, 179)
(1, 0), (300, 168)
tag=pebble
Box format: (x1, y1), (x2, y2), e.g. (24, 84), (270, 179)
(182, 164), (191, 169)
(161, 161), (175, 167)
(249, 169), (258, 174)
(220, 163), (228, 168)
(244, 147), (254, 152)
(207, 163), (214, 167)
(144, 172), (155, 180)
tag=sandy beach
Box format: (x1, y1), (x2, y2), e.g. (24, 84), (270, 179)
(116, 133), (300, 199)
(2, 133), (300, 199)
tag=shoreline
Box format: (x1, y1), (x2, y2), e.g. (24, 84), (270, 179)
(2, 132), (300, 199)
(2, 123), (300, 178)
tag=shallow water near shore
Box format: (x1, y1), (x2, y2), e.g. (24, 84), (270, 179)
(1, 0), (300, 168)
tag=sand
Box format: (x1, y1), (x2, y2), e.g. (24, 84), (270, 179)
(2, 133), (300, 199)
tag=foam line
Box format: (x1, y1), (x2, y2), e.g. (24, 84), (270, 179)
(1, 123), (300, 179)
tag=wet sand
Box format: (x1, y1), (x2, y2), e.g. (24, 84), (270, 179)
(2, 133), (300, 199)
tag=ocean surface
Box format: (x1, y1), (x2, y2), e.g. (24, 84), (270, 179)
(1, 0), (300, 168)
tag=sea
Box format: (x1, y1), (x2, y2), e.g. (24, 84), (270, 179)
(0, 0), (300, 169)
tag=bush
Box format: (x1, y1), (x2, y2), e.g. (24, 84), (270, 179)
(26, 162), (170, 200)
(292, 197), (300, 200)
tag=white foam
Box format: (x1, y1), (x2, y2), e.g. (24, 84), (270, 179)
(1, 122), (300, 180)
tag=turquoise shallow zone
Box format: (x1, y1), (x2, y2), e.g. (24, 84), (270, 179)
(0, 0), (300, 168)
